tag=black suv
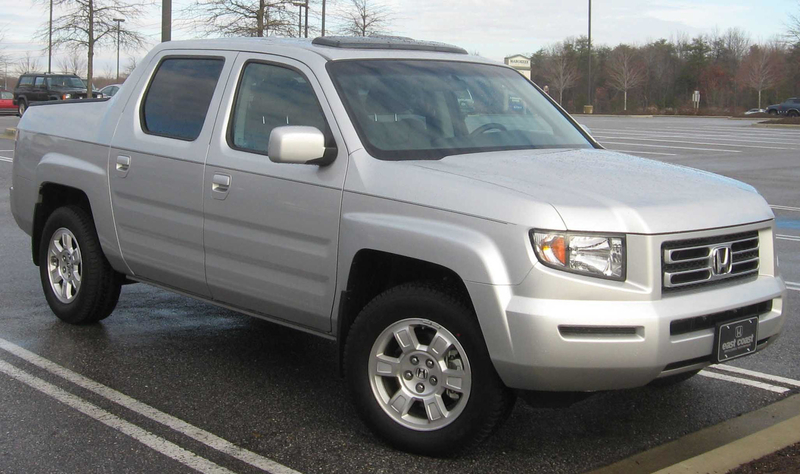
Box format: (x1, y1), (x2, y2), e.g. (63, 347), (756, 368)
(13, 74), (100, 115)
(765, 98), (800, 116)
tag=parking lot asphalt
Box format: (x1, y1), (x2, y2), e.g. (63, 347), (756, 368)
(1, 116), (798, 473)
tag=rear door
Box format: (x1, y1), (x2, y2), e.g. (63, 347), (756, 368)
(33, 76), (47, 101)
(202, 54), (347, 331)
(109, 50), (237, 296)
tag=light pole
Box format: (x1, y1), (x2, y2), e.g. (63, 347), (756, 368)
(292, 1), (305, 38)
(48, 0), (53, 73)
(113, 18), (125, 81)
(304, 0), (309, 38)
(162, 0), (172, 42)
(321, 0), (326, 36)
(587, 0), (592, 107)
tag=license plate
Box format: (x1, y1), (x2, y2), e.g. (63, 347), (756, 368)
(714, 316), (758, 363)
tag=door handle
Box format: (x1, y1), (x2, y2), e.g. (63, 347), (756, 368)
(211, 173), (231, 200)
(115, 155), (131, 177)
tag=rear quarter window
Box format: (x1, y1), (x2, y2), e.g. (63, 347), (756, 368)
(18, 77), (33, 87)
(141, 57), (225, 141)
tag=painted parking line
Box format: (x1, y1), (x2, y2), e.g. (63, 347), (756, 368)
(698, 370), (790, 394)
(786, 281), (800, 292)
(598, 141), (742, 153)
(590, 128), (800, 145)
(604, 149), (677, 156)
(777, 234), (800, 242)
(0, 337), (300, 474)
(0, 359), (235, 474)
(593, 135), (793, 151)
(712, 365), (800, 388)
(771, 205), (800, 213)
(0, 157), (12, 163)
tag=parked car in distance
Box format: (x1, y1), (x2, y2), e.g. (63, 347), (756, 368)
(10, 37), (788, 456)
(0, 91), (16, 115)
(13, 73), (101, 115)
(100, 84), (122, 98)
(766, 98), (800, 116)
(744, 108), (765, 115)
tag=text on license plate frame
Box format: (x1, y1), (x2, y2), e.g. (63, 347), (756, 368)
(714, 316), (759, 363)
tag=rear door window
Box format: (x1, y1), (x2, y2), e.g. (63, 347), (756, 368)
(34, 77), (45, 88)
(228, 62), (328, 154)
(141, 57), (225, 141)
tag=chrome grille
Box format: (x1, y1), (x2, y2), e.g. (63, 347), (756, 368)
(662, 231), (759, 292)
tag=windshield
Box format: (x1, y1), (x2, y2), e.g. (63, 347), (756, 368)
(328, 60), (593, 160)
(46, 76), (85, 88)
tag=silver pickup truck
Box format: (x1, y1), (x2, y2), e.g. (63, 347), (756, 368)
(9, 37), (787, 455)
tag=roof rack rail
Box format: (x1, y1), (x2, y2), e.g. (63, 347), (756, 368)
(312, 36), (468, 54)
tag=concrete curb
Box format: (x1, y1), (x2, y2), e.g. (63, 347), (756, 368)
(752, 123), (800, 129)
(590, 394), (800, 474)
(654, 414), (800, 473)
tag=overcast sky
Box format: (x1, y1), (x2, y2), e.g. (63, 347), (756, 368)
(1, 0), (796, 76)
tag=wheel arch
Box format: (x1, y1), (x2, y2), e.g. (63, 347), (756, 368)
(32, 183), (92, 266)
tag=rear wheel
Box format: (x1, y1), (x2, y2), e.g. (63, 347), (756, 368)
(788, 110), (799, 117)
(18, 99), (26, 116)
(344, 283), (515, 456)
(39, 206), (122, 324)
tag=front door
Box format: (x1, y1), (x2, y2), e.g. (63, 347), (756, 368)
(202, 54), (347, 331)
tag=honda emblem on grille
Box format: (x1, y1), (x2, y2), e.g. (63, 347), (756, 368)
(710, 246), (732, 275)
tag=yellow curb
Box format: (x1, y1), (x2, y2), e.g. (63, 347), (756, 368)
(655, 414), (800, 474)
(589, 394), (800, 474)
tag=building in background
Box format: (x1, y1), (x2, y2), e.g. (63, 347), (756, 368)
(504, 54), (531, 79)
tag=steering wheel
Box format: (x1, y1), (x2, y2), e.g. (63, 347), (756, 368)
(470, 123), (507, 135)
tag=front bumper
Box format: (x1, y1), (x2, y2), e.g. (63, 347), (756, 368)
(468, 222), (787, 392)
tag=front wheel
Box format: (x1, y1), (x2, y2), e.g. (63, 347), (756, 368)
(39, 206), (122, 324)
(344, 283), (515, 456)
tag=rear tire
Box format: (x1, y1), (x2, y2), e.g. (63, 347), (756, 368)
(788, 110), (799, 117)
(18, 100), (26, 116)
(344, 283), (515, 456)
(38, 206), (122, 324)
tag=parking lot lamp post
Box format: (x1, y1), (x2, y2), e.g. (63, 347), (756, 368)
(48, 0), (53, 73)
(321, 0), (326, 36)
(292, 1), (304, 37)
(587, 0), (592, 107)
(113, 18), (125, 81)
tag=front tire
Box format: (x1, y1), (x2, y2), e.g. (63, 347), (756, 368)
(344, 283), (515, 456)
(39, 206), (122, 324)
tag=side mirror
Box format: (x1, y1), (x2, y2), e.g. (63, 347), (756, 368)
(267, 126), (334, 165)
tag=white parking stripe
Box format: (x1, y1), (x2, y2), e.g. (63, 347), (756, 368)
(590, 128), (800, 145)
(0, 337), (300, 474)
(698, 370), (790, 394)
(712, 365), (800, 388)
(0, 359), (235, 474)
(777, 234), (800, 242)
(593, 135), (792, 150)
(599, 141), (742, 153)
(786, 281), (800, 292)
(604, 149), (677, 156)
(0, 157), (12, 163)
(771, 205), (800, 212)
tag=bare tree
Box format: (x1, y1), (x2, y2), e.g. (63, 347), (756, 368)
(739, 44), (781, 109)
(606, 46), (645, 111)
(339, 0), (390, 37)
(183, 0), (297, 38)
(789, 2), (800, 43)
(123, 56), (138, 77)
(57, 51), (88, 75)
(14, 52), (43, 76)
(542, 43), (580, 105)
(37, 0), (146, 93)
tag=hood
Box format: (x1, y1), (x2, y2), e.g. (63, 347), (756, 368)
(396, 148), (773, 234)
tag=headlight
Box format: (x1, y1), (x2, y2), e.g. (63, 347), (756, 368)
(531, 230), (625, 281)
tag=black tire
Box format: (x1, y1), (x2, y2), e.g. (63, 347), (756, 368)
(788, 110), (799, 117)
(648, 369), (700, 387)
(344, 283), (515, 456)
(38, 205), (122, 325)
(18, 99), (27, 116)
(768, 109), (778, 115)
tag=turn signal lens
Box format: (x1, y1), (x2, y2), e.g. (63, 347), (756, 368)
(532, 233), (566, 267)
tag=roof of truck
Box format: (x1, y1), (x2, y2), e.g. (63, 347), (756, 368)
(149, 36), (498, 65)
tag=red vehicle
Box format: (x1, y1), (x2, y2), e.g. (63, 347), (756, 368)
(0, 90), (17, 115)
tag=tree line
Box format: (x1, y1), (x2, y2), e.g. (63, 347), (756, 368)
(533, 26), (800, 114)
